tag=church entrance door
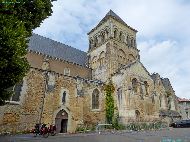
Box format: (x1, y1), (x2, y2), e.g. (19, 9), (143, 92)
(55, 109), (68, 133)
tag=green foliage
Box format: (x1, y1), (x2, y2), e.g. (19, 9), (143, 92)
(126, 121), (167, 131)
(75, 125), (96, 133)
(0, 0), (53, 105)
(112, 113), (125, 130)
(104, 80), (115, 124)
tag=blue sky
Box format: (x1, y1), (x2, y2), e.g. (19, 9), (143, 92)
(34, 0), (190, 99)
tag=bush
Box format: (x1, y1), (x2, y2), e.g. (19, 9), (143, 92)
(126, 121), (166, 131)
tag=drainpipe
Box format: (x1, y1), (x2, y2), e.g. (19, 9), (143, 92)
(39, 70), (48, 124)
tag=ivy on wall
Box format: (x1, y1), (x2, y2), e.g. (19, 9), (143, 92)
(104, 80), (115, 124)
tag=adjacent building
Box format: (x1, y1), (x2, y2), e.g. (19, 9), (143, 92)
(178, 98), (190, 119)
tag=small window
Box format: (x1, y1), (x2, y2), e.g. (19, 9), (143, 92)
(64, 68), (70, 76)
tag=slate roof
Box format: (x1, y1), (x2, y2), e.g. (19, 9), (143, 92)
(28, 33), (88, 67)
(88, 10), (137, 34)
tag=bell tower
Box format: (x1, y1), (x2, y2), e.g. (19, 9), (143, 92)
(87, 10), (140, 82)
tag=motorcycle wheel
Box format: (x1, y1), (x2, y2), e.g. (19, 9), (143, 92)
(34, 133), (38, 137)
(43, 132), (49, 138)
(51, 130), (56, 136)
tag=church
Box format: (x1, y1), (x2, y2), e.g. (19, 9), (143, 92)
(0, 10), (180, 133)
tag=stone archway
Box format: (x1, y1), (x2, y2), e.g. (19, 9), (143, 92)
(55, 109), (68, 133)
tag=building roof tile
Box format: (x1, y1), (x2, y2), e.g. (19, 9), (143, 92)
(28, 33), (88, 67)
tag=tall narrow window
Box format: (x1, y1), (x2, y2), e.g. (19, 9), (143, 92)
(117, 88), (122, 107)
(132, 78), (138, 93)
(92, 89), (100, 109)
(119, 32), (122, 41)
(94, 37), (98, 47)
(62, 91), (66, 104)
(99, 51), (105, 67)
(144, 81), (148, 96)
(114, 29), (118, 38)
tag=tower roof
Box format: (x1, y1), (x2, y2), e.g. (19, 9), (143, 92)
(88, 10), (137, 34)
(105, 10), (127, 25)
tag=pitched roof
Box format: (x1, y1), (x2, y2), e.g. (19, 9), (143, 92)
(178, 98), (190, 102)
(88, 10), (137, 34)
(113, 60), (151, 77)
(105, 9), (127, 25)
(28, 33), (88, 67)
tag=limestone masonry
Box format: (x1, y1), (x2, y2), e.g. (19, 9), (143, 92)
(0, 10), (181, 133)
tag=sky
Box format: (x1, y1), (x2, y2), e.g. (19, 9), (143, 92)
(34, 0), (190, 99)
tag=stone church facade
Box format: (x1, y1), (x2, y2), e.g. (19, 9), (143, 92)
(0, 10), (180, 133)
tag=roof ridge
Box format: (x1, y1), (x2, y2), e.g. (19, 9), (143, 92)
(32, 33), (87, 54)
(88, 10), (137, 34)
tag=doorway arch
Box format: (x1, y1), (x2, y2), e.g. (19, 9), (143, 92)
(55, 109), (68, 133)
(135, 110), (140, 121)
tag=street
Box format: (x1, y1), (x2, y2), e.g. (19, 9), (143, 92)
(1, 128), (190, 142)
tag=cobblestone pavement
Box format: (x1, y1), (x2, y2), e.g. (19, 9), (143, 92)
(0, 128), (190, 142)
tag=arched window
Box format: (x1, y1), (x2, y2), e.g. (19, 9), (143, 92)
(128, 54), (135, 63)
(118, 49), (126, 67)
(132, 78), (138, 93)
(117, 88), (122, 108)
(159, 95), (162, 107)
(144, 81), (148, 96)
(89, 38), (93, 49)
(92, 89), (100, 109)
(119, 32), (122, 41)
(99, 51), (105, 67)
(114, 29), (118, 38)
(94, 36), (98, 47)
(101, 32), (105, 43)
(135, 110), (140, 121)
(134, 39), (136, 47)
(105, 29), (109, 39)
(12, 80), (23, 102)
(62, 91), (66, 104)
(91, 56), (97, 69)
(126, 36), (129, 45)
(131, 38), (134, 47)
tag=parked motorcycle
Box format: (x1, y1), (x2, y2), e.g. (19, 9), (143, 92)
(48, 125), (56, 136)
(32, 123), (49, 138)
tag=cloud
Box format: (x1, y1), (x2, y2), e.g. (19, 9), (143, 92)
(34, 0), (190, 99)
(139, 40), (190, 99)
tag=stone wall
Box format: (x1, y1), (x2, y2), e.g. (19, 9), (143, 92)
(27, 52), (92, 79)
(0, 68), (106, 133)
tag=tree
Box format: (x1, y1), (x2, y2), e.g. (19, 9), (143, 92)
(0, 0), (54, 105)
